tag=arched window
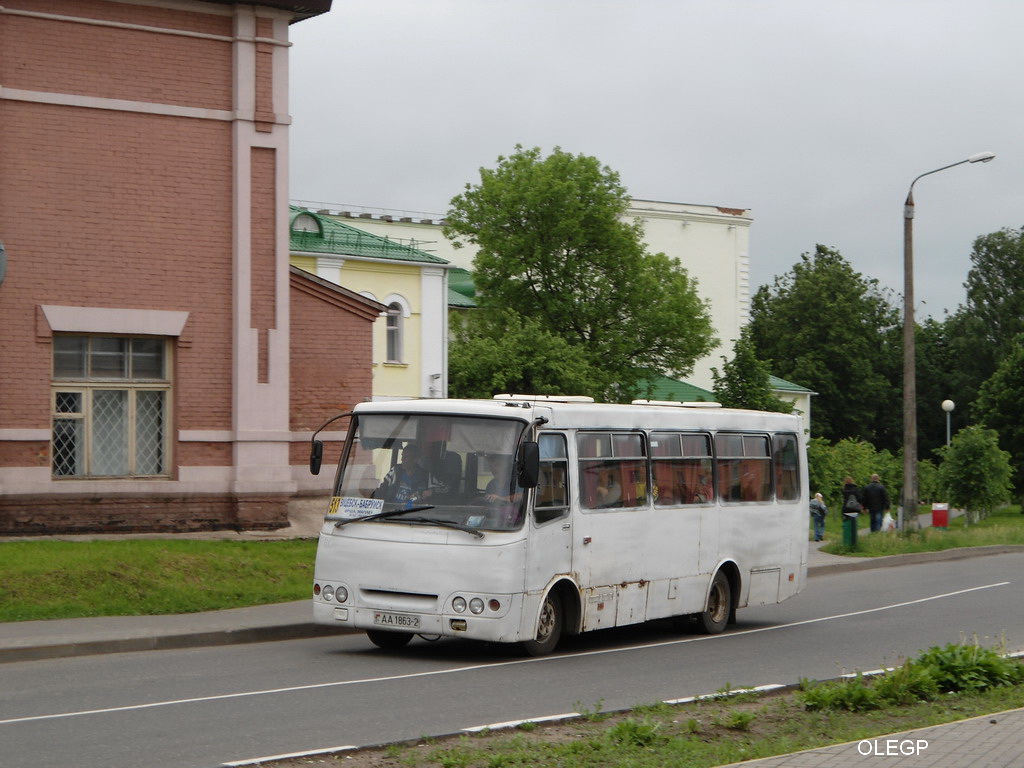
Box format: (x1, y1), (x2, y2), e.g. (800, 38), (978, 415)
(290, 213), (321, 234)
(386, 303), (403, 362)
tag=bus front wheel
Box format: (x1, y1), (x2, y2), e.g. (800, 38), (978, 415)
(366, 629), (413, 649)
(520, 592), (563, 656)
(698, 571), (731, 634)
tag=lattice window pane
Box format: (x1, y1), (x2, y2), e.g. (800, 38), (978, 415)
(53, 418), (83, 476)
(135, 391), (165, 475)
(91, 390), (129, 475)
(55, 391), (82, 415)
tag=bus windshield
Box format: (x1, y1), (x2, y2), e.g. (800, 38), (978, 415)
(334, 413), (528, 533)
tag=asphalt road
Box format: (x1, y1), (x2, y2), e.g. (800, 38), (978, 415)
(2, 553), (1023, 768)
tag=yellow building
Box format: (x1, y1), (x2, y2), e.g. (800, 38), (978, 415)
(289, 208), (450, 400)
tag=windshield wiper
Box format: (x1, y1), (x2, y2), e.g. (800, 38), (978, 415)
(327, 505), (436, 529)
(401, 516), (485, 539)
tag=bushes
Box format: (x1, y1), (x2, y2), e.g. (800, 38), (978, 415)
(799, 642), (1023, 712)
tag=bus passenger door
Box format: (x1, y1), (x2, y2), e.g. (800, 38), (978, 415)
(526, 434), (573, 594)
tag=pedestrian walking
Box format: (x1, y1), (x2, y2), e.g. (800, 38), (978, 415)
(840, 476), (864, 519)
(862, 473), (891, 533)
(809, 492), (828, 542)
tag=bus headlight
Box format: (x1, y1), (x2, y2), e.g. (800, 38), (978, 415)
(452, 596), (467, 613)
(322, 585), (335, 602)
(336, 585), (349, 603)
(469, 598), (485, 615)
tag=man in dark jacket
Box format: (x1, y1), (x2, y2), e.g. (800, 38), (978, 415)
(862, 474), (891, 533)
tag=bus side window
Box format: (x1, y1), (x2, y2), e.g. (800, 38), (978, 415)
(773, 433), (800, 501)
(715, 433), (771, 503)
(535, 434), (569, 524)
(651, 432), (714, 505)
(578, 431), (648, 510)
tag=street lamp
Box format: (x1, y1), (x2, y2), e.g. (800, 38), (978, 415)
(901, 151), (995, 531)
(941, 399), (955, 447)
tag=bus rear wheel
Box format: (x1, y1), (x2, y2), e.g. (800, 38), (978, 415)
(520, 592), (562, 656)
(366, 629), (413, 649)
(698, 571), (732, 634)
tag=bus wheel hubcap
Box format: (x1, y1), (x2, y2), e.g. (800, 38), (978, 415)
(709, 582), (727, 623)
(538, 598), (556, 640)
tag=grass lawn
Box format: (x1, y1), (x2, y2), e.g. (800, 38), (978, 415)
(0, 538), (317, 622)
(817, 504), (1024, 556)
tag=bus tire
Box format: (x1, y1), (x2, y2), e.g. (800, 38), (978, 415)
(520, 592), (563, 656)
(366, 629), (413, 649)
(698, 571), (731, 635)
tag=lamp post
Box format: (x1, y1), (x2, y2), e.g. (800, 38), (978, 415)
(941, 399), (955, 447)
(901, 152), (995, 532)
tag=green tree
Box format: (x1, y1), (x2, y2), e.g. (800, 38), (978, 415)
(448, 310), (598, 398)
(748, 245), (901, 448)
(945, 227), (1024, 417)
(915, 317), (963, 460)
(937, 426), (1012, 524)
(807, 437), (900, 510)
(711, 328), (793, 413)
(974, 334), (1024, 501)
(444, 146), (715, 401)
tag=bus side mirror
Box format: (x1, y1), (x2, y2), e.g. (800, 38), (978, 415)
(517, 441), (540, 488)
(309, 440), (324, 476)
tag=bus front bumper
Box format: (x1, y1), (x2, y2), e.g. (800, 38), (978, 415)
(312, 597), (526, 644)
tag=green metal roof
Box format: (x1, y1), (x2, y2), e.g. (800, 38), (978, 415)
(768, 375), (816, 394)
(289, 207), (448, 265)
(642, 375), (718, 403)
(447, 268), (477, 308)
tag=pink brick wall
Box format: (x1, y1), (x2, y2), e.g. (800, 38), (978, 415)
(2, 1), (233, 110)
(290, 280), (376, 471)
(0, 0), (354, 534)
(0, 101), (234, 432)
(290, 282), (375, 433)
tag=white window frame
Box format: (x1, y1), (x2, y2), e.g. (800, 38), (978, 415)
(385, 302), (404, 363)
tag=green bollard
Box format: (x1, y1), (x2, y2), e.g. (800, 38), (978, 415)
(842, 513), (858, 549)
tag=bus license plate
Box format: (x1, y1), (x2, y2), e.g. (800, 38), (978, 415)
(373, 611), (420, 629)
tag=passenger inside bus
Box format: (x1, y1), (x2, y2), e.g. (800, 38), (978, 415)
(481, 454), (523, 526)
(593, 467), (622, 508)
(374, 443), (438, 503)
(423, 440), (462, 497)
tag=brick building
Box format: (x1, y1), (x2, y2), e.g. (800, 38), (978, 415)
(0, 0), (381, 535)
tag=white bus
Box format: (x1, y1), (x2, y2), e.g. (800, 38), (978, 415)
(309, 395), (808, 655)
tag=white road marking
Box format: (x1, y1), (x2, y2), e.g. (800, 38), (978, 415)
(222, 745), (357, 766)
(463, 712), (581, 732)
(0, 581), (1010, 727)
(663, 683), (786, 705)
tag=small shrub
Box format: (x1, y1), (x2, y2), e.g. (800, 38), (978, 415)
(574, 699), (607, 722)
(724, 711), (757, 731)
(799, 675), (881, 712)
(607, 717), (665, 747)
(873, 661), (939, 705)
(915, 642), (1024, 693)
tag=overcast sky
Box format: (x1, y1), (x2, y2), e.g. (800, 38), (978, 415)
(288, 0), (1023, 317)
